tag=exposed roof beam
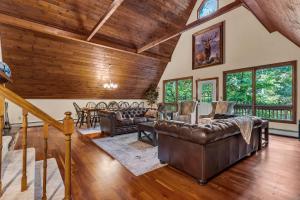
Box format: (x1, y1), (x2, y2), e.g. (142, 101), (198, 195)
(241, 0), (276, 33)
(137, 0), (242, 53)
(87, 0), (124, 41)
(0, 12), (170, 63)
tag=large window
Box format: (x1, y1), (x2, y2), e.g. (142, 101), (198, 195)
(163, 77), (193, 104)
(224, 61), (297, 123)
(198, 0), (218, 19)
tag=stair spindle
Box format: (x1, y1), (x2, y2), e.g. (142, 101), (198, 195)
(0, 95), (4, 196)
(63, 112), (74, 200)
(42, 123), (49, 200)
(21, 109), (28, 191)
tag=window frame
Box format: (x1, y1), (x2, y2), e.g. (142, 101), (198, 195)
(197, 0), (219, 20)
(223, 60), (297, 124)
(163, 76), (194, 105)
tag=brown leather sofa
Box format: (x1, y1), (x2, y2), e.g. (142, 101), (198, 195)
(155, 118), (263, 184)
(100, 107), (155, 136)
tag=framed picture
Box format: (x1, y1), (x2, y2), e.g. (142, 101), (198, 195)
(192, 21), (224, 69)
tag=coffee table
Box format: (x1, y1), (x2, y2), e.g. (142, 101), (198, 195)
(137, 122), (157, 146)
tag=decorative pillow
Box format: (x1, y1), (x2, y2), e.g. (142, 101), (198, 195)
(181, 102), (194, 115)
(115, 111), (123, 121)
(215, 101), (228, 114)
(144, 109), (157, 118)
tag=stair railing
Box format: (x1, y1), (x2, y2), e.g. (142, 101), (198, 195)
(0, 72), (74, 200)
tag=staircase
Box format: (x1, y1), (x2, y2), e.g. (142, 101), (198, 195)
(1, 136), (65, 199)
(0, 73), (75, 199)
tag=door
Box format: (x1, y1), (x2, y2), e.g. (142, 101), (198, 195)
(196, 78), (219, 119)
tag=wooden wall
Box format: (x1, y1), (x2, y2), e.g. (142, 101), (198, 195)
(0, 0), (196, 99)
(0, 24), (166, 99)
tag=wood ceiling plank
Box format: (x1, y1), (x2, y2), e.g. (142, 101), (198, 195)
(87, 0), (124, 41)
(0, 12), (170, 62)
(137, 0), (243, 53)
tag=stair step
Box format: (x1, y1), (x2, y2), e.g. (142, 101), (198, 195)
(34, 158), (65, 200)
(1, 148), (35, 200)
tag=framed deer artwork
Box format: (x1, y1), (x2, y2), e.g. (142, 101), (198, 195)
(192, 21), (224, 69)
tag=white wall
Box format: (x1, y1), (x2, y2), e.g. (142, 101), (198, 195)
(7, 99), (146, 124)
(158, 0), (300, 131)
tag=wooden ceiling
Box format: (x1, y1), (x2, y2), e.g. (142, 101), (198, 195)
(0, 0), (196, 98)
(243, 0), (300, 47)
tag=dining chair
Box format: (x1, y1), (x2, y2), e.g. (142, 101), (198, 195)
(138, 102), (145, 108)
(86, 102), (96, 108)
(108, 101), (120, 111)
(73, 102), (87, 128)
(119, 102), (130, 110)
(130, 102), (139, 108)
(92, 102), (107, 128)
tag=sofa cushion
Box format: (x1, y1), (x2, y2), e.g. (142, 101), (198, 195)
(116, 118), (134, 127)
(155, 118), (263, 145)
(133, 117), (147, 124)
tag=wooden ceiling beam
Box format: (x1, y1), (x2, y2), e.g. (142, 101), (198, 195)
(0, 12), (170, 63)
(137, 0), (243, 53)
(241, 0), (276, 33)
(87, 0), (124, 41)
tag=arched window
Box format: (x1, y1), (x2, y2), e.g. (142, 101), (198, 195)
(197, 0), (219, 19)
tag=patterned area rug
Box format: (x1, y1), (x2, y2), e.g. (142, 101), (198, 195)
(92, 133), (166, 176)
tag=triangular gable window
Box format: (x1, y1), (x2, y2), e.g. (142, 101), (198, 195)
(198, 0), (219, 19)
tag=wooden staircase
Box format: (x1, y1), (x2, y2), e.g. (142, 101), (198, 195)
(0, 73), (74, 200)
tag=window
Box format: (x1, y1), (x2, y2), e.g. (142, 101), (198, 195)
(198, 0), (218, 19)
(163, 77), (193, 104)
(201, 82), (213, 103)
(224, 61), (297, 123)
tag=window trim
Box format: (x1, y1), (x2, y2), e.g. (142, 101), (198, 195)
(163, 76), (194, 104)
(223, 60), (297, 124)
(197, 0), (219, 20)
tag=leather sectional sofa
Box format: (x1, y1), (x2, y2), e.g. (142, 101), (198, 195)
(99, 107), (155, 136)
(155, 118), (263, 184)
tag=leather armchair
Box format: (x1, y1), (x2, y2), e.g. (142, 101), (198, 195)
(199, 101), (236, 119)
(173, 101), (198, 124)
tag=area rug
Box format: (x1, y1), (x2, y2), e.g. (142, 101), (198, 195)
(92, 133), (166, 176)
(77, 126), (101, 135)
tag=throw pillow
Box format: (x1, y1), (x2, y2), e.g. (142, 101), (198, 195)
(115, 111), (123, 121)
(144, 109), (157, 118)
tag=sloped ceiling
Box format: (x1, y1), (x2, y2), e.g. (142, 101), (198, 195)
(243, 0), (300, 47)
(0, 0), (196, 98)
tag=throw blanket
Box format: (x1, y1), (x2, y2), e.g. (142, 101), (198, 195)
(233, 116), (254, 144)
(215, 101), (228, 114)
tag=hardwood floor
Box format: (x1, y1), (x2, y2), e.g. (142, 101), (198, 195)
(15, 127), (300, 200)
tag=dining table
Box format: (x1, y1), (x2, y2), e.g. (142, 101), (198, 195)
(81, 107), (100, 128)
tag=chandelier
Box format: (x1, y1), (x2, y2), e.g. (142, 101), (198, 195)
(103, 64), (118, 89)
(103, 80), (118, 89)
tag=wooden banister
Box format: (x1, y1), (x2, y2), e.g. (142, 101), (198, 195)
(0, 85), (63, 131)
(0, 77), (74, 199)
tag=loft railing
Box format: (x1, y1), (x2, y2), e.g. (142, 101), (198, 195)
(234, 104), (293, 121)
(0, 72), (74, 200)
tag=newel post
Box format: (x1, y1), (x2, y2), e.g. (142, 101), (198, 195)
(63, 112), (74, 200)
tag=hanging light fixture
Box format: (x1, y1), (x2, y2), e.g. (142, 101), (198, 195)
(103, 65), (118, 89)
(103, 80), (118, 89)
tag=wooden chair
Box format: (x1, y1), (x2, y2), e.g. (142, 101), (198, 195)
(119, 102), (130, 110)
(86, 102), (96, 108)
(73, 102), (87, 128)
(130, 102), (139, 108)
(108, 101), (119, 111)
(138, 102), (145, 108)
(92, 102), (107, 128)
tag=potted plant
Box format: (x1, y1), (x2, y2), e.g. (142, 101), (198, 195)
(143, 84), (159, 109)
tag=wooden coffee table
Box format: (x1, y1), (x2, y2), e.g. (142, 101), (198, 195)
(137, 122), (157, 146)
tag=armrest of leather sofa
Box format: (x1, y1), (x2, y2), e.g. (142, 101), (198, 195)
(99, 110), (117, 136)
